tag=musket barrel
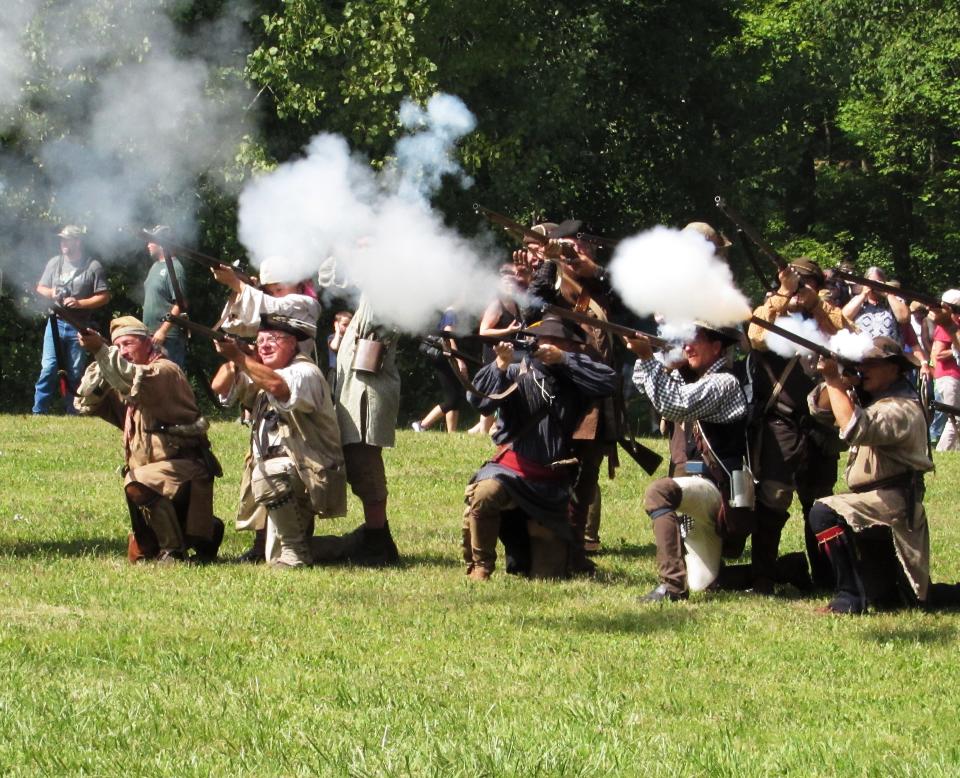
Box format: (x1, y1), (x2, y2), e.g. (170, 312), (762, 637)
(832, 269), (951, 313)
(541, 304), (669, 349)
(163, 313), (229, 342)
(714, 195), (788, 270)
(749, 315), (857, 368)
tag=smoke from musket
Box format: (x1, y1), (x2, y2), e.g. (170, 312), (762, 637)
(609, 226), (751, 327)
(0, 0), (252, 302)
(764, 313), (829, 359)
(237, 93), (499, 333)
(829, 329), (876, 362)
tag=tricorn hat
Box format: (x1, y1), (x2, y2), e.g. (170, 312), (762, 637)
(144, 224), (171, 241)
(789, 256), (826, 286)
(260, 313), (316, 342)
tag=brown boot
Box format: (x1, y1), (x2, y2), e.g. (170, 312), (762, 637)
(466, 563), (492, 581)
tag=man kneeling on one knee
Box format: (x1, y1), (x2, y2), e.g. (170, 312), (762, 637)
(74, 316), (223, 563)
(462, 317), (616, 580)
(212, 315), (347, 568)
(626, 324), (748, 602)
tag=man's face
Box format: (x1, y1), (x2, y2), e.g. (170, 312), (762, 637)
(682, 331), (724, 375)
(114, 335), (153, 365)
(334, 316), (352, 335)
(60, 237), (82, 258)
(860, 359), (900, 394)
(262, 282), (300, 298)
(146, 241), (164, 261)
(256, 330), (297, 369)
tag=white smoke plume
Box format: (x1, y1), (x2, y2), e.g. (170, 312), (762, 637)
(237, 94), (500, 333)
(0, 0), (252, 297)
(829, 328), (876, 362)
(609, 226), (751, 327)
(763, 313), (828, 359)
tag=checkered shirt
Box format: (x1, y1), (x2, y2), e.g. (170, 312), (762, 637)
(632, 356), (746, 423)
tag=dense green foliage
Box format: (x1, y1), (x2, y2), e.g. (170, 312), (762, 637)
(2, 420), (960, 774)
(3, 0), (960, 408)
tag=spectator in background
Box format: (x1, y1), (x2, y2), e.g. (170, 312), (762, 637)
(930, 290), (960, 451)
(33, 225), (110, 414)
(412, 306), (466, 433)
(326, 311), (353, 395)
(141, 225), (187, 369)
(842, 266), (909, 344)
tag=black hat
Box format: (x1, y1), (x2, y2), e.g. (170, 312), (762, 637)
(520, 315), (587, 344)
(260, 314), (316, 342)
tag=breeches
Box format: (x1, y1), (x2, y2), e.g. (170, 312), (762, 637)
(343, 443), (388, 504)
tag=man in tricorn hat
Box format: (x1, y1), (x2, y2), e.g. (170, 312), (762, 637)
(461, 316), (616, 580)
(74, 315), (223, 563)
(33, 225), (110, 413)
(808, 337), (933, 613)
(627, 323), (748, 601)
(212, 314), (347, 568)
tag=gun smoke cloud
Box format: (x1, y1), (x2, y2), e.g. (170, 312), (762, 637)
(237, 93), (500, 333)
(0, 0), (252, 296)
(764, 313), (876, 362)
(609, 226), (751, 327)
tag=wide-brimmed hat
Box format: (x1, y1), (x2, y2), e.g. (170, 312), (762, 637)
(860, 336), (918, 370)
(144, 224), (171, 241)
(520, 315), (587, 344)
(693, 321), (743, 348)
(110, 316), (150, 341)
(790, 256), (825, 286)
(260, 314), (316, 341)
(683, 221), (733, 250)
(57, 225), (85, 239)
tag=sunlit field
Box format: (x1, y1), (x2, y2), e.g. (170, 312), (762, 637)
(1, 415), (959, 776)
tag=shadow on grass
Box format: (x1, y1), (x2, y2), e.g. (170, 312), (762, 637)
(603, 542), (656, 560)
(532, 607), (697, 635)
(0, 536), (127, 559)
(863, 624), (957, 645)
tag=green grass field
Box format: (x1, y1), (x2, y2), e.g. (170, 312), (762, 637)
(2, 415), (960, 776)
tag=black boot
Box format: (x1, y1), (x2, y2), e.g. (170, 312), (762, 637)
(238, 527), (266, 564)
(774, 551), (814, 593)
(350, 522), (400, 567)
(815, 524), (867, 614)
(190, 517), (225, 564)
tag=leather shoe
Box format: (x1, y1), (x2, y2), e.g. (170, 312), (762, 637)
(640, 584), (688, 602)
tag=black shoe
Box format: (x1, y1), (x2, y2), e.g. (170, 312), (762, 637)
(640, 584), (688, 603)
(816, 593), (867, 615)
(775, 551), (814, 593)
(237, 545), (266, 564)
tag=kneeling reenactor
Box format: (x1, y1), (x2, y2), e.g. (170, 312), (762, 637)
(212, 315), (347, 568)
(75, 316), (223, 563)
(808, 338), (933, 613)
(627, 324), (749, 601)
(462, 317), (617, 580)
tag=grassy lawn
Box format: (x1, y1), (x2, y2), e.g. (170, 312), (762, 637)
(1, 415), (959, 776)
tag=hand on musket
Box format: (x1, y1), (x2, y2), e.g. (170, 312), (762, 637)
(78, 330), (106, 354)
(210, 264), (245, 293)
(548, 238), (599, 279)
(534, 343), (565, 365)
(214, 337), (256, 365)
(622, 333), (655, 361)
(776, 266), (801, 297)
(494, 341), (515, 371)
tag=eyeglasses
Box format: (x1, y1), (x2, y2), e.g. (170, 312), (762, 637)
(256, 334), (294, 348)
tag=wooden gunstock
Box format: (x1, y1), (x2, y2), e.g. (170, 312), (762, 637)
(50, 303), (96, 335)
(163, 314), (230, 342)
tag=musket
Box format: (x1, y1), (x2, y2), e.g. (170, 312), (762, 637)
(419, 334), (485, 367)
(436, 331), (539, 355)
(137, 229), (259, 287)
(50, 303), (97, 335)
(576, 231), (620, 250)
(714, 196), (789, 271)
(163, 313), (232, 343)
(831, 268), (959, 315)
(749, 315), (859, 370)
(540, 304), (670, 350)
